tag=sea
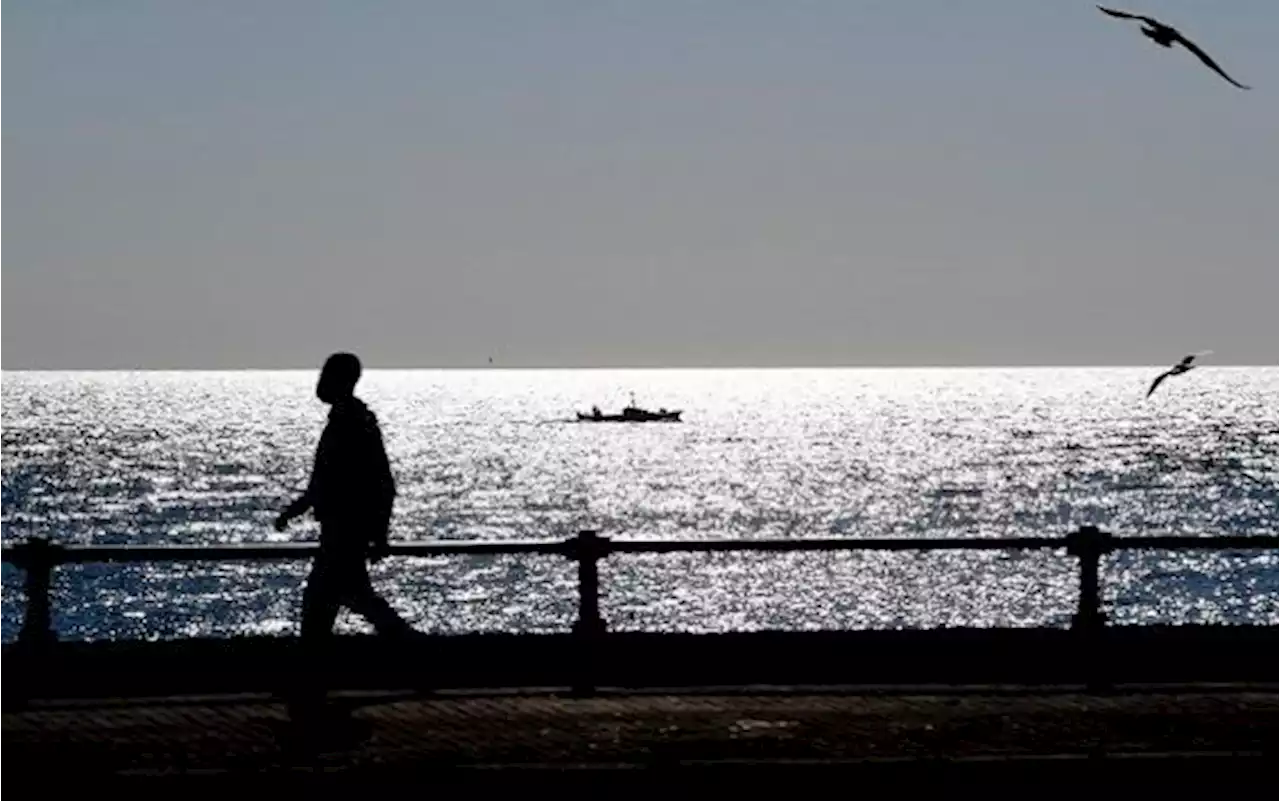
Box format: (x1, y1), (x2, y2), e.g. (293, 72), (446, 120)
(1, 367), (1276, 643)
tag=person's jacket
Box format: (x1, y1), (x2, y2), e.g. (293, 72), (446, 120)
(290, 396), (396, 545)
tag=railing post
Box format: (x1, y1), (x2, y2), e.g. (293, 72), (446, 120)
(1066, 525), (1112, 690)
(567, 530), (609, 696)
(574, 531), (607, 636)
(1066, 526), (1110, 632)
(16, 537), (60, 649)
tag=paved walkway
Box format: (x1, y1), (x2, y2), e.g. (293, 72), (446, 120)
(4, 686), (1274, 782)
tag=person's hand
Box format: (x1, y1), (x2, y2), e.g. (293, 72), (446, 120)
(273, 511), (291, 533)
(369, 540), (390, 564)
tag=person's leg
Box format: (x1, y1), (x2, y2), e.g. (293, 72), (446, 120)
(292, 555), (341, 719)
(342, 559), (416, 638)
(301, 555), (342, 641)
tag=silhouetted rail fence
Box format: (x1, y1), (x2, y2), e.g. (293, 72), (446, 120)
(4, 526), (1276, 649)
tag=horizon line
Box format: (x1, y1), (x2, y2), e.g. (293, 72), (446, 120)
(2, 362), (1274, 372)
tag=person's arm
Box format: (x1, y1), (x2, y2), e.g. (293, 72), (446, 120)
(275, 439), (322, 531)
(367, 421), (396, 557)
(274, 488), (313, 532)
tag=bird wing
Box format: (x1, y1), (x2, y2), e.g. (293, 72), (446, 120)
(1172, 31), (1250, 88)
(1097, 6), (1160, 26)
(1146, 370), (1172, 397)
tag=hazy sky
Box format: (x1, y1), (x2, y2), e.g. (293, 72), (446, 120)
(4, 1), (1276, 369)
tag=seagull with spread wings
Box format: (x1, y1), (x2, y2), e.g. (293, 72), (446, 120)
(1146, 351), (1211, 398)
(1098, 7), (1250, 90)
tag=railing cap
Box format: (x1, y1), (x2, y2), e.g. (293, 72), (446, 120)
(563, 530), (611, 558)
(9, 537), (64, 567)
(1066, 526), (1114, 557)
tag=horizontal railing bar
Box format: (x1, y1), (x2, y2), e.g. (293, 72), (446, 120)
(58, 543), (316, 563)
(1, 539), (569, 564)
(2, 534), (1275, 567)
(609, 536), (1066, 553)
(1110, 535), (1279, 551)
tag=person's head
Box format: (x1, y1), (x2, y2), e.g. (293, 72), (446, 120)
(316, 352), (361, 404)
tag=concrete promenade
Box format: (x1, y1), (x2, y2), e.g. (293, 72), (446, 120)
(4, 684), (1275, 790)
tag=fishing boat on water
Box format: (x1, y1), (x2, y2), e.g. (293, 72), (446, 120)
(576, 397), (682, 422)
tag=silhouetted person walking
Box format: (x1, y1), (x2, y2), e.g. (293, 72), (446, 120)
(276, 352), (417, 644)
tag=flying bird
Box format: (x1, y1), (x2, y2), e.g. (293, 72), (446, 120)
(1097, 7), (1250, 90)
(1146, 351), (1211, 398)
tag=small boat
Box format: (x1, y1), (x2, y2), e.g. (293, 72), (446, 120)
(576, 404), (682, 422)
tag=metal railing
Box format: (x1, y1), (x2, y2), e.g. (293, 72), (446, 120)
(3, 527), (1276, 649)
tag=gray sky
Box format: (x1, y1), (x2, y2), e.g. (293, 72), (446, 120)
(4, 1), (1276, 369)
